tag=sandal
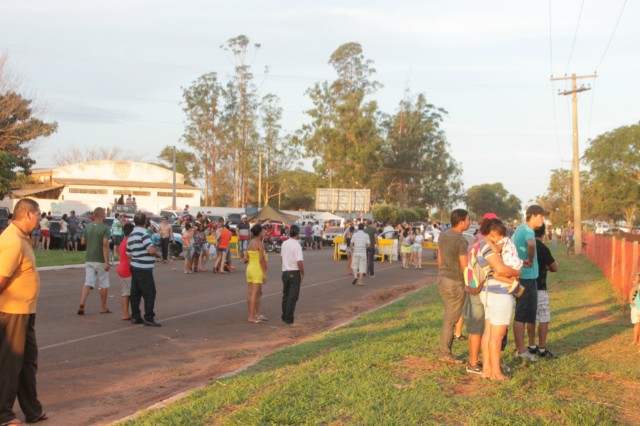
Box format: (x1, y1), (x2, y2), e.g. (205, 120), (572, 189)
(77, 305), (85, 315)
(26, 412), (48, 424)
(1, 418), (24, 425)
(99, 308), (112, 314)
(248, 319), (262, 324)
(257, 315), (269, 321)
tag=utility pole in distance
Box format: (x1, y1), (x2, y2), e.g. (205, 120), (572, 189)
(551, 73), (597, 255)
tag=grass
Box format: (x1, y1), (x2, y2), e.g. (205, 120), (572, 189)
(120, 248), (639, 425)
(35, 249), (86, 267)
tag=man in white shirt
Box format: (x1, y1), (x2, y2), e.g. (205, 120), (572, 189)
(350, 223), (370, 286)
(312, 221), (323, 250)
(280, 224), (305, 326)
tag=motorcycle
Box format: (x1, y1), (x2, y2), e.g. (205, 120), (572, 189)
(273, 235), (289, 253)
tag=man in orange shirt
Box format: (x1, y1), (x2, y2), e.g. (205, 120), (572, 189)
(0, 199), (48, 425)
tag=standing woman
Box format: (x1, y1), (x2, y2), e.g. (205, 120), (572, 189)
(182, 223), (193, 274)
(412, 227), (424, 269)
(39, 212), (50, 250)
(60, 214), (69, 251)
(192, 223), (206, 272)
(344, 225), (354, 276)
(244, 224), (267, 323)
(400, 228), (413, 269)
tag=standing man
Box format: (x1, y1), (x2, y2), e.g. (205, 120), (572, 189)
(312, 221), (323, 250)
(127, 212), (162, 327)
(111, 213), (124, 259)
(528, 223), (558, 358)
(350, 223), (370, 286)
(511, 205), (547, 361)
(364, 219), (378, 278)
(436, 208), (470, 364)
(0, 199), (48, 425)
(158, 216), (173, 263)
(67, 210), (79, 251)
(280, 224), (304, 327)
(77, 207), (111, 315)
(237, 214), (250, 259)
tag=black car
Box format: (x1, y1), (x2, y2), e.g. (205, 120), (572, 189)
(0, 207), (9, 234)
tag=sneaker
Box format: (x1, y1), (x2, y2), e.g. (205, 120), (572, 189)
(527, 345), (539, 354)
(465, 363), (482, 375)
(537, 348), (555, 358)
(518, 351), (538, 362)
(143, 320), (162, 327)
(454, 335), (468, 342)
(131, 318), (144, 324)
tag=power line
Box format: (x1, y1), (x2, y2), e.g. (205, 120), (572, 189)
(565, 0), (585, 74)
(595, 0), (628, 71)
(548, 0), (565, 164)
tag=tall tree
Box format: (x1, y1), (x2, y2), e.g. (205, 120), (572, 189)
(537, 169), (572, 227)
(181, 72), (228, 205)
(0, 55), (57, 199)
(582, 122), (640, 220)
(221, 35), (261, 207)
(381, 93), (462, 209)
(303, 42), (384, 197)
(465, 183), (521, 221)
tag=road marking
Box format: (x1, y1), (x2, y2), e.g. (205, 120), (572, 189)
(39, 264), (415, 351)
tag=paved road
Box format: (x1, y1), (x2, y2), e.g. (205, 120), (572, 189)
(24, 248), (437, 425)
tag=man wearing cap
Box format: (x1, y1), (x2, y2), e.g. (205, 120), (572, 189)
(511, 205), (547, 361)
(237, 215), (250, 259)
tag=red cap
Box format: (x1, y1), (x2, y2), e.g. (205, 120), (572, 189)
(482, 213), (498, 220)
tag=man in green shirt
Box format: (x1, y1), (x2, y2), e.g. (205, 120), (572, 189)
(77, 207), (111, 315)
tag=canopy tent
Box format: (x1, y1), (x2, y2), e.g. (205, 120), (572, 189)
(248, 205), (299, 226)
(314, 211), (343, 221)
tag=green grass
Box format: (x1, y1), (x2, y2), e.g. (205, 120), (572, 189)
(121, 248), (638, 425)
(35, 250), (86, 267)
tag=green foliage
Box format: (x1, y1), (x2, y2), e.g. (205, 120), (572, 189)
(465, 183), (521, 221)
(0, 91), (57, 199)
(582, 122), (640, 220)
(372, 204), (429, 224)
(155, 147), (200, 187)
(381, 93), (462, 210)
(277, 169), (320, 210)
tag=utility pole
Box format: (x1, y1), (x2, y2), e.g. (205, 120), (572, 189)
(551, 73), (597, 255)
(258, 151), (263, 208)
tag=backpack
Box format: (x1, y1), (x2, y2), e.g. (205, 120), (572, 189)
(464, 241), (489, 295)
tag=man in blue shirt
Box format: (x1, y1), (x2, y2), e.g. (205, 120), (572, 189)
(126, 213), (161, 327)
(511, 205), (547, 361)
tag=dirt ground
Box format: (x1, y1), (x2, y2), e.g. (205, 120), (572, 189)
(24, 251), (437, 426)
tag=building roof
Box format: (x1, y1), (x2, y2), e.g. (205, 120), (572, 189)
(10, 185), (65, 198)
(52, 178), (199, 190)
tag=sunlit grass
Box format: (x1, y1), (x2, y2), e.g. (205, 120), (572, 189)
(34, 249), (86, 267)
(121, 248), (637, 425)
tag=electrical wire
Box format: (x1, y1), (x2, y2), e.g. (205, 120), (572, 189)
(548, 0), (565, 165)
(595, 0), (627, 71)
(565, 0), (585, 74)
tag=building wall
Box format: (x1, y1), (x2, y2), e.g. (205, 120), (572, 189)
(53, 160), (185, 184)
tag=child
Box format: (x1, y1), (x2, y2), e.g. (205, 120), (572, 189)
(630, 273), (640, 346)
(182, 223), (193, 274)
(486, 223), (525, 297)
(117, 223), (134, 320)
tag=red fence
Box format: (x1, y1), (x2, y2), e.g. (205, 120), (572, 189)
(583, 232), (640, 299)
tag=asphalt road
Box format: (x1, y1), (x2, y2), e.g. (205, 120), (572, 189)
(21, 248), (438, 425)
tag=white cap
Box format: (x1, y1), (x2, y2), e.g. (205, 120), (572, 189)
(241, 214), (247, 218)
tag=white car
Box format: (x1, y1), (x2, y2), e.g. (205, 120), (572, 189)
(594, 222), (613, 235)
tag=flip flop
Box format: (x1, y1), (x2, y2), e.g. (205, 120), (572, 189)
(257, 315), (269, 321)
(248, 319), (262, 324)
(121, 317), (132, 321)
(1, 418), (24, 425)
(77, 305), (85, 315)
(27, 412), (48, 424)
(99, 308), (113, 314)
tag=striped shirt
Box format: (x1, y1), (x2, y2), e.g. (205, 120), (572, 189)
(126, 226), (156, 269)
(350, 230), (370, 255)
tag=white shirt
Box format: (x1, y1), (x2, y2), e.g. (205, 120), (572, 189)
(381, 225), (395, 239)
(351, 230), (370, 255)
(281, 238), (304, 271)
(432, 227), (441, 243)
(312, 224), (323, 237)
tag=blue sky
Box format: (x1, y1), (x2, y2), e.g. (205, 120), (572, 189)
(1, 0), (637, 207)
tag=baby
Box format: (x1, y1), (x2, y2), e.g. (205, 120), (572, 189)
(487, 222), (525, 296)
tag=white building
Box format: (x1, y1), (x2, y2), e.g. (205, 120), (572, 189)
(5, 160), (201, 215)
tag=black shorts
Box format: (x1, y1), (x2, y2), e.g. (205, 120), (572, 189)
(314, 236), (322, 242)
(112, 235), (123, 247)
(514, 279), (538, 323)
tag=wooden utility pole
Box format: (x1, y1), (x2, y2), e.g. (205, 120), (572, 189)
(258, 151), (263, 208)
(551, 73), (597, 255)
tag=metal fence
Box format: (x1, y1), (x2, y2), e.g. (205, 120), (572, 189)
(583, 232), (640, 299)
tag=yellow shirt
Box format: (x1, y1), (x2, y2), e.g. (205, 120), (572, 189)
(0, 223), (40, 314)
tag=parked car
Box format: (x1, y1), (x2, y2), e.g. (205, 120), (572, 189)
(322, 227), (345, 246)
(0, 207), (9, 234)
(227, 213), (242, 231)
(595, 222), (613, 235)
(149, 220), (184, 258)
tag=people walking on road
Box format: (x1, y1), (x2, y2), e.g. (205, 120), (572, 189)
(245, 224), (267, 324)
(117, 223), (134, 321)
(77, 207), (111, 315)
(158, 216), (173, 263)
(281, 224), (304, 327)
(111, 213), (124, 259)
(182, 223), (193, 274)
(364, 219), (378, 277)
(350, 223), (370, 286)
(0, 199), (48, 426)
(511, 205), (547, 361)
(436, 208), (470, 364)
(237, 214), (250, 259)
(412, 227), (424, 269)
(127, 212), (162, 327)
(312, 221), (323, 250)
(67, 210), (79, 251)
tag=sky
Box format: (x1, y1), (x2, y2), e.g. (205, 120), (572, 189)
(1, 0), (638, 208)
